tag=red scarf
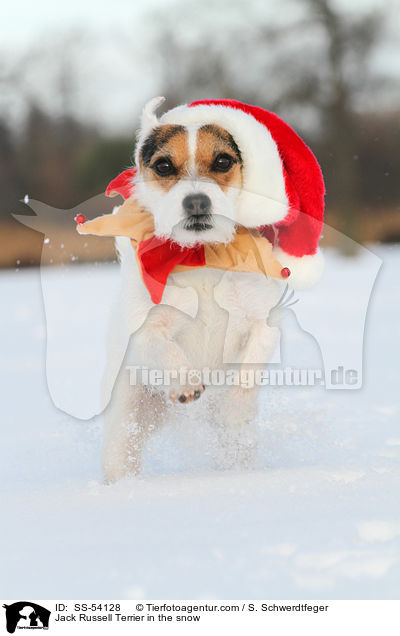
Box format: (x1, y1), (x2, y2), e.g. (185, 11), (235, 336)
(101, 169), (288, 303)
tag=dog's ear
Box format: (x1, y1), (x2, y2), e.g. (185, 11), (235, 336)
(138, 96), (165, 141)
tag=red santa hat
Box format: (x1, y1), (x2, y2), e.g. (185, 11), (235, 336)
(156, 98), (325, 289)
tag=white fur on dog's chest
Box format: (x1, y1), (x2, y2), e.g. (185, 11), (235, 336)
(116, 235), (281, 376)
(167, 267), (282, 368)
(170, 267), (281, 319)
(168, 268), (231, 368)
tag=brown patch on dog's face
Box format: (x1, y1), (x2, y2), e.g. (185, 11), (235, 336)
(139, 125), (189, 192)
(139, 123), (243, 194)
(196, 124), (243, 192)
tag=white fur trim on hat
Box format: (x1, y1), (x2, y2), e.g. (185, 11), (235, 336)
(160, 103), (288, 228)
(273, 247), (324, 289)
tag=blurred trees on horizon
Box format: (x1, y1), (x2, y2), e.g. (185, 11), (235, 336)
(1, 0), (399, 267)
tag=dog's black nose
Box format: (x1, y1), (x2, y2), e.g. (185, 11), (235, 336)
(182, 194), (211, 216)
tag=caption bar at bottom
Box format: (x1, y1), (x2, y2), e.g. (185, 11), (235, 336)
(1, 600), (399, 635)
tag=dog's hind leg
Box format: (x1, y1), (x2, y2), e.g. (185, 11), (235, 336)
(102, 379), (166, 483)
(214, 385), (260, 470)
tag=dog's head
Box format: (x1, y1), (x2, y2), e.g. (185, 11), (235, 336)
(134, 98), (244, 246)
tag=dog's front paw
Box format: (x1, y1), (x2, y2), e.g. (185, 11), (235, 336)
(169, 384), (206, 404)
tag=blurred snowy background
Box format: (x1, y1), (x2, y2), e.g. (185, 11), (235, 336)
(0, 0), (399, 600)
(1, 247), (399, 599)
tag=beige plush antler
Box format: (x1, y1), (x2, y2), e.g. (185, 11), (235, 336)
(77, 198), (154, 245)
(76, 197), (288, 281)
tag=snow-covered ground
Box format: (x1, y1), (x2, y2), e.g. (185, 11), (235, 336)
(1, 245), (399, 600)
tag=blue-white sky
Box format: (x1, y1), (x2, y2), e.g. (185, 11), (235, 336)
(1, 0), (164, 48)
(1, 0), (390, 47)
(1, 0), (398, 133)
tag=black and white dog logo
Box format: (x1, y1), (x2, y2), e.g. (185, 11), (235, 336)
(2, 602), (50, 633)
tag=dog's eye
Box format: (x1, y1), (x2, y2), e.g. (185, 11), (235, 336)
(152, 158), (175, 177)
(212, 153), (234, 173)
